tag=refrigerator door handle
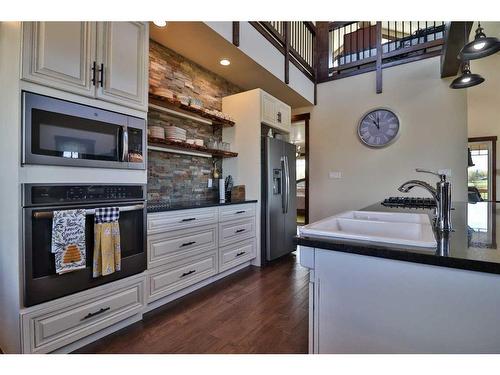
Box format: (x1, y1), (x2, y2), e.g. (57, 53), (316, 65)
(282, 155), (290, 214)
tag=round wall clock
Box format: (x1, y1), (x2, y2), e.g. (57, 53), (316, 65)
(358, 108), (400, 147)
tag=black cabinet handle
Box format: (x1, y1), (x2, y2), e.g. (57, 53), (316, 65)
(98, 63), (104, 87)
(81, 307), (110, 321)
(91, 61), (97, 86)
(277, 111), (282, 123)
(236, 251), (246, 257)
(235, 228), (246, 233)
(180, 241), (196, 247)
(181, 217), (196, 222)
(180, 270), (196, 278)
(235, 210), (246, 214)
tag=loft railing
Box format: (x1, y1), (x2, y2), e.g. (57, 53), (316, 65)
(250, 21), (316, 81)
(328, 21), (445, 79)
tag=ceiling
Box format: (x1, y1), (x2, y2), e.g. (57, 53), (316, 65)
(149, 22), (312, 108)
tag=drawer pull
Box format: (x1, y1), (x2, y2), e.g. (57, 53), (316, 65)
(180, 270), (196, 278)
(81, 307), (110, 321)
(236, 251), (246, 257)
(235, 229), (246, 233)
(235, 210), (246, 214)
(181, 217), (196, 222)
(180, 241), (196, 247)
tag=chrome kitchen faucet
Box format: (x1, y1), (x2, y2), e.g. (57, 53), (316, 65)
(398, 169), (452, 232)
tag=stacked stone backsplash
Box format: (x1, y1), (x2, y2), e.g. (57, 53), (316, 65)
(147, 40), (242, 202)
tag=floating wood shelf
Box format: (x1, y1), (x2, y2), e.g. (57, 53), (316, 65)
(148, 137), (238, 159)
(149, 94), (236, 127)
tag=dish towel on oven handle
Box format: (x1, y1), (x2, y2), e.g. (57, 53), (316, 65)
(93, 207), (121, 278)
(51, 209), (87, 274)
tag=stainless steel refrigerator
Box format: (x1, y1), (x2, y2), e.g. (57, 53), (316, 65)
(261, 137), (297, 262)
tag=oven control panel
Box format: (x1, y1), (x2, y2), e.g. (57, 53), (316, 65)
(26, 184), (145, 206)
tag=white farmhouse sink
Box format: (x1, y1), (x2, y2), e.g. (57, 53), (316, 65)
(299, 211), (436, 248)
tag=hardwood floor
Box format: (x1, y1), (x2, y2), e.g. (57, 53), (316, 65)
(76, 254), (309, 354)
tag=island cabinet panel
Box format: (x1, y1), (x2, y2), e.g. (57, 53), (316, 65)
(313, 249), (500, 354)
(22, 22), (96, 97)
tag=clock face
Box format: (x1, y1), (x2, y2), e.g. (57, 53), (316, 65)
(358, 109), (400, 147)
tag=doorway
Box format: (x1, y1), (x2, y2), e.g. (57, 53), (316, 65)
(468, 136), (497, 201)
(291, 113), (310, 225)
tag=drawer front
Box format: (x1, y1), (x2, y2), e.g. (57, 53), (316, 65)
(219, 217), (255, 247)
(219, 204), (256, 222)
(148, 207), (218, 234)
(220, 238), (256, 272)
(148, 224), (217, 269)
(148, 251), (218, 303)
(23, 277), (144, 353)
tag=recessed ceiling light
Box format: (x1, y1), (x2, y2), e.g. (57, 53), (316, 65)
(220, 58), (231, 66)
(153, 21), (167, 28)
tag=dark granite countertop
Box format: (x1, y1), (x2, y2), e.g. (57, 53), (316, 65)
(147, 199), (258, 213)
(296, 201), (500, 275)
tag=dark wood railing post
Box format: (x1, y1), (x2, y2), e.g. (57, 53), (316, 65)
(232, 22), (240, 47)
(376, 21), (383, 94)
(284, 21), (290, 84)
(315, 22), (330, 82)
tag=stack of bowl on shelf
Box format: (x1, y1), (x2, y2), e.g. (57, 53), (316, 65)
(149, 125), (165, 140)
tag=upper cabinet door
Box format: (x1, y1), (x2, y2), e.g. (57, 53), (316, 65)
(261, 91), (277, 127)
(22, 22), (96, 97)
(96, 22), (149, 111)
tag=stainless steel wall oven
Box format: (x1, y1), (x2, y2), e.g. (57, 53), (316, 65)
(22, 184), (147, 307)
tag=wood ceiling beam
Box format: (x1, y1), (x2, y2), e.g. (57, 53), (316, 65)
(440, 21), (473, 78)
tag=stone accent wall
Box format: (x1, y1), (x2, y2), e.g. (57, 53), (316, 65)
(147, 40), (242, 202)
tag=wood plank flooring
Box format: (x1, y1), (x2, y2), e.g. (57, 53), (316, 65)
(75, 253), (309, 354)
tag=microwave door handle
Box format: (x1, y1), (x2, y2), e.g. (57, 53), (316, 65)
(121, 126), (128, 162)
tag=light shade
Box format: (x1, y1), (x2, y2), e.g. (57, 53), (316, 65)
(468, 148), (475, 167)
(459, 23), (500, 60)
(153, 21), (167, 28)
(450, 62), (485, 89)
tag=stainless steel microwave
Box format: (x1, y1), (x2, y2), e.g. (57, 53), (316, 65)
(22, 92), (146, 169)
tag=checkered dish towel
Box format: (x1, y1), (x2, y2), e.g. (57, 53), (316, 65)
(93, 207), (121, 278)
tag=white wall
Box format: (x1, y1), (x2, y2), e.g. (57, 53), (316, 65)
(205, 22), (315, 104)
(467, 50), (500, 197)
(0, 21), (22, 353)
(305, 57), (468, 222)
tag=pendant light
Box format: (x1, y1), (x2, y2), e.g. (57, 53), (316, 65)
(468, 148), (475, 167)
(459, 22), (500, 60)
(450, 61), (485, 89)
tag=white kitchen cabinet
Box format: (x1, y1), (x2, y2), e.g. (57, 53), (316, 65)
(146, 203), (257, 305)
(20, 274), (145, 354)
(96, 22), (148, 110)
(22, 22), (97, 98)
(260, 90), (291, 133)
(21, 21), (148, 112)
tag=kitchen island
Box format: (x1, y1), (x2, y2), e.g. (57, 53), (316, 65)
(296, 201), (500, 354)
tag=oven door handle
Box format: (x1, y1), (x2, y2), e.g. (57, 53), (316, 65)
(32, 204), (145, 219)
